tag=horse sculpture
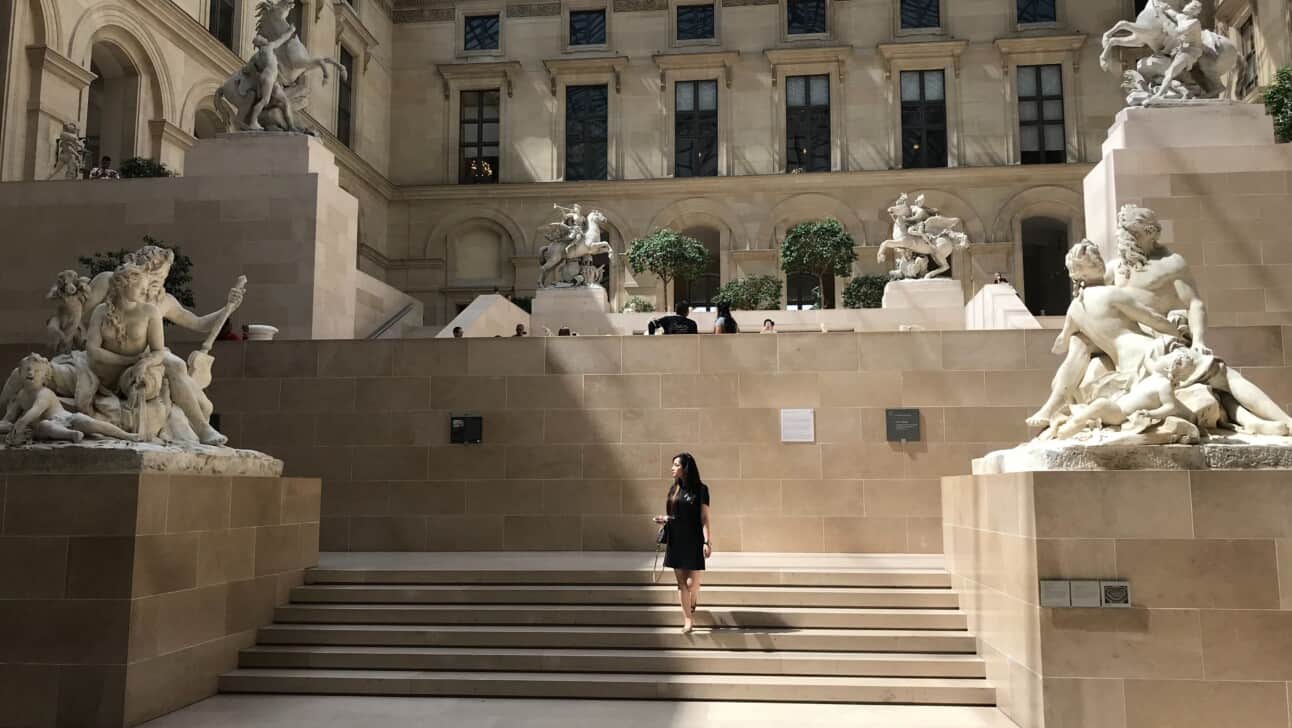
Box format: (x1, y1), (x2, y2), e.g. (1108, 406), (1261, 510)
(538, 210), (614, 288)
(875, 194), (969, 280)
(214, 0), (348, 132)
(1100, 0), (1237, 103)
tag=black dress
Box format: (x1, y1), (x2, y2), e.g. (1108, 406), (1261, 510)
(663, 482), (710, 571)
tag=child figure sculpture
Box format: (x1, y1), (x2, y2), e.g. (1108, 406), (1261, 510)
(0, 354), (138, 445)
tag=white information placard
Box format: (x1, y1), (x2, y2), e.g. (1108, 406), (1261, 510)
(780, 409), (815, 443)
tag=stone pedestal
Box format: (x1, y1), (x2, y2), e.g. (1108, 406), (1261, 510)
(943, 468), (1292, 728)
(881, 278), (965, 310)
(531, 286), (613, 336)
(0, 446), (321, 727)
(1084, 103), (1292, 326)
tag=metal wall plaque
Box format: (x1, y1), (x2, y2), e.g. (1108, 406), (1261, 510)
(1101, 581), (1131, 607)
(450, 415), (483, 444)
(780, 409), (815, 443)
(1069, 580), (1102, 607)
(885, 408), (922, 442)
(1039, 580), (1072, 608)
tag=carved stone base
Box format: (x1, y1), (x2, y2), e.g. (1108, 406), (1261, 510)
(974, 435), (1292, 474)
(532, 285), (612, 335)
(0, 440), (283, 477)
(881, 278), (965, 310)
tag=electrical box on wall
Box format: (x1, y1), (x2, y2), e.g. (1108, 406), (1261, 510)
(1039, 579), (1132, 608)
(450, 415), (483, 444)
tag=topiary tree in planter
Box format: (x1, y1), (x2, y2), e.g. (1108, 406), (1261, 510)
(843, 275), (888, 309)
(713, 274), (783, 310)
(79, 235), (196, 309)
(1264, 66), (1292, 143)
(625, 229), (710, 309)
(621, 296), (656, 313)
(780, 219), (856, 310)
(118, 157), (177, 178)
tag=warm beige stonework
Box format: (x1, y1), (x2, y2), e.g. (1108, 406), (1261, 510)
(943, 469), (1292, 728)
(187, 325), (1292, 554)
(0, 453), (321, 728)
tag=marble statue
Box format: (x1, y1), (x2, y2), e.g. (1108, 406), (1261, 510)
(46, 270), (90, 355)
(0, 244), (246, 450)
(214, 0), (347, 133)
(538, 205), (614, 288)
(1024, 204), (1292, 448)
(1100, 0), (1238, 106)
(48, 122), (85, 180)
(876, 193), (970, 280)
(0, 354), (140, 445)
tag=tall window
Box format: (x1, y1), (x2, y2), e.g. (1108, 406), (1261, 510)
(787, 0), (827, 35)
(1022, 217), (1070, 316)
(570, 9), (607, 46)
(1017, 0), (1056, 24)
(337, 48), (355, 147)
(786, 74), (830, 173)
(460, 90), (500, 184)
(677, 4), (715, 41)
(677, 228), (720, 311)
(900, 70), (947, 169)
(465, 14), (501, 51)
(675, 80), (718, 178)
(565, 85), (608, 181)
(1238, 18), (1258, 97)
(900, 0), (939, 30)
(1018, 64), (1064, 165)
(209, 0), (236, 50)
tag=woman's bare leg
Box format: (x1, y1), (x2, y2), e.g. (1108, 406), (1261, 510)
(689, 571), (702, 613)
(674, 569), (694, 633)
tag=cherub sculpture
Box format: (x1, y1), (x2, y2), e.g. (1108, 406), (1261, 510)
(48, 122), (85, 180)
(0, 353), (139, 445)
(45, 270), (90, 355)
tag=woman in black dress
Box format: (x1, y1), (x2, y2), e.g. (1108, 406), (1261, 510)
(654, 452), (711, 633)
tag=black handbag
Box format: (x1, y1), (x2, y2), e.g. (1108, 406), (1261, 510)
(656, 521), (670, 545)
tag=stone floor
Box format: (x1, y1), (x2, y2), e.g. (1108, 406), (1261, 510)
(142, 695), (1020, 727)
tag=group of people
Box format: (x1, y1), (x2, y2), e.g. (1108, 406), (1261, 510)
(646, 302), (778, 336)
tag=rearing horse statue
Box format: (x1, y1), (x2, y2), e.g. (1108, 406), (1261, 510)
(538, 210), (615, 288)
(1100, 0), (1237, 101)
(256, 0), (348, 105)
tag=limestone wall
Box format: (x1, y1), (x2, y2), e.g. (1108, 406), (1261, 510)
(197, 326), (1292, 553)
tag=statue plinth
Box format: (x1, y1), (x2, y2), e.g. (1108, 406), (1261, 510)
(881, 278), (965, 310)
(532, 286), (612, 336)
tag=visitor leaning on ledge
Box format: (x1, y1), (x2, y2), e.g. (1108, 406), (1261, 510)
(648, 302), (698, 335)
(654, 453), (711, 634)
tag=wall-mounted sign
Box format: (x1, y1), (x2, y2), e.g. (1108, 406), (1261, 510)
(885, 408), (921, 442)
(780, 409), (815, 443)
(450, 415), (483, 444)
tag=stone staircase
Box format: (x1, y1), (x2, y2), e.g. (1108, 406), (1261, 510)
(220, 553), (994, 706)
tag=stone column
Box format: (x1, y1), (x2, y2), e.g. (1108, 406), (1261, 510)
(23, 45), (96, 180)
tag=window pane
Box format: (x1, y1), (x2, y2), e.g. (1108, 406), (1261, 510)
(1018, 67), (1037, 97)
(570, 9), (607, 45)
(1019, 101), (1039, 122)
(810, 75), (829, 104)
(482, 122), (499, 143)
(924, 70), (944, 101)
(1020, 125), (1040, 152)
(1042, 99), (1063, 121)
(1041, 65), (1062, 95)
(676, 81), (695, 111)
(463, 125), (478, 144)
(1044, 124), (1065, 153)
(566, 85), (608, 181)
(900, 71), (921, 102)
(676, 4), (715, 40)
(697, 80), (718, 110)
(1017, 0), (1056, 24)
(464, 15), (500, 50)
(787, 76), (807, 106)
(787, 0), (826, 34)
(461, 100), (479, 121)
(900, 0), (939, 29)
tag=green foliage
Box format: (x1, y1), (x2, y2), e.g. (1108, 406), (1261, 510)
(713, 275), (783, 311)
(843, 275), (888, 309)
(118, 157), (177, 178)
(1265, 66), (1292, 143)
(79, 235), (196, 309)
(780, 219), (856, 309)
(625, 229), (710, 307)
(622, 296), (656, 313)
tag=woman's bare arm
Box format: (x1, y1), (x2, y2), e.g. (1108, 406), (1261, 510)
(701, 504), (711, 553)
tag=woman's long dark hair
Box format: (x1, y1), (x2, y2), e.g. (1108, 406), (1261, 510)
(667, 452), (703, 516)
(716, 303), (738, 334)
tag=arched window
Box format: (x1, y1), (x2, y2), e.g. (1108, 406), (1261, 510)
(86, 42), (143, 172)
(1021, 216), (1070, 316)
(676, 226), (721, 311)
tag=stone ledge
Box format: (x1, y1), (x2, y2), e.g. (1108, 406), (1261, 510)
(0, 441), (283, 477)
(975, 437), (1292, 474)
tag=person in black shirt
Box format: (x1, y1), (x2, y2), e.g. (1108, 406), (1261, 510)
(648, 302), (698, 335)
(654, 452), (712, 633)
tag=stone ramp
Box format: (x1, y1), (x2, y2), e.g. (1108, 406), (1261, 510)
(220, 552), (994, 706)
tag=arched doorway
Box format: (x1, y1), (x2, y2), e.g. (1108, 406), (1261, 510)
(1021, 216), (1070, 316)
(676, 226), (721, 311)
(86, 41), (142, 169)
(193, 107), (224, 140)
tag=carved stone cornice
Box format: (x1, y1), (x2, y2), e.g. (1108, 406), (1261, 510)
(722, 0), (776, 6)
(652, 50), (740, 89)
(508, 2), (561, 16)
(26, 45), (98, 88)
(542, 55), (629, 94)
(334, 0), (381, 71)
(877, 38), (969, 78)
(994, 33), (1087, 71)
(148, 119), (197, 150)
(436, 60), (524, 97)
(765, 45), (851, 84)
(613, 0), (666, 10)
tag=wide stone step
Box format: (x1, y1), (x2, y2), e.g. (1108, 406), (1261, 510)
(219, 668), (994, 705)
(305, 569), (951, 589)
(255, 624), (978, 653)
(272, 604), (967, 630)
(238, 645), (988, 678)
(289, 584), (961, 609)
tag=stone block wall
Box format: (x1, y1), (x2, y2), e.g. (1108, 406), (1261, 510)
(202, 327), (1292, 553)
(944, 469), (1292, 728)
(0, 466), (320, 727)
